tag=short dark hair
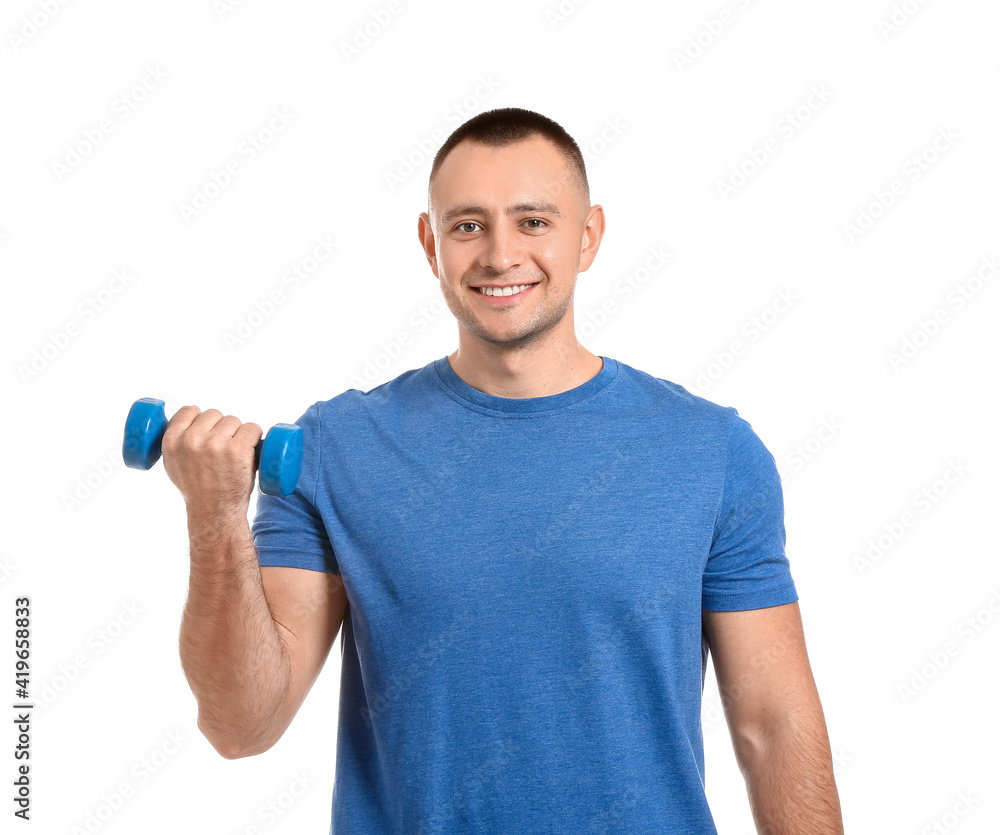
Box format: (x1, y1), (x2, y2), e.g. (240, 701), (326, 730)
(428, 107), (589, 207)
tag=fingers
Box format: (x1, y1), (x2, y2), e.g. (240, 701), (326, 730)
(165, 404), (205, 435)
(159, 406), (266, 511)
(163, 407), (217, 457)
(234, 422), (264, 447)
(164, 409), (259, 446)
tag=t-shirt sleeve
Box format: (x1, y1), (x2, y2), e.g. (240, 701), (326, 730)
(251, 402), (341, 575)
(701, 408), (798, 611)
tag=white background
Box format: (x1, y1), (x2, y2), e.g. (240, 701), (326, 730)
(3, 0), (999, 832)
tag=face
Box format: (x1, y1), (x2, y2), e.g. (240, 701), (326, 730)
(418, 136), (604, 355)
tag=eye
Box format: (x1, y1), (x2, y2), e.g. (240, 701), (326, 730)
(524, 219), (547, 229)
(456, 222), (481, 233)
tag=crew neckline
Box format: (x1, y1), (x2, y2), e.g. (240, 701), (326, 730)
(432, 355), (618, 415)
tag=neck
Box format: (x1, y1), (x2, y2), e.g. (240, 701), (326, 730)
(447, 336), (603, 399)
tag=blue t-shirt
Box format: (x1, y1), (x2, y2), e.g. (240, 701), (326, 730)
(252, 355), (798, 834)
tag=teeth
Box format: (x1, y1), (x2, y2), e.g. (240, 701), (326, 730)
(478, 284), (532, 297)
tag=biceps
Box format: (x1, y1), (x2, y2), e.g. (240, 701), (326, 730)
(260, 566), (348, 704)
(702, 602), (817, 725)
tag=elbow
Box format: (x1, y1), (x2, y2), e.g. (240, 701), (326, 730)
(198, 714), (278, 760)
(211, 739), (263, 761)
(730, 704), (830, 776)
(729, 718), (767, 776)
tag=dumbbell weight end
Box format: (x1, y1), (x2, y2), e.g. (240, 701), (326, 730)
(123, 398), (168, 471)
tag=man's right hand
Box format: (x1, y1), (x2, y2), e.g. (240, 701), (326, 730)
(161, 406), (264, 517)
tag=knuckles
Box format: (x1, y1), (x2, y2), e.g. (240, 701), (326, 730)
(162, 407), (255, 462)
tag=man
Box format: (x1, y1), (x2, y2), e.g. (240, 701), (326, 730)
(169, 107), (844, 833)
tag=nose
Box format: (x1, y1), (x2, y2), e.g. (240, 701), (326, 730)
(479, 224), (523, 274)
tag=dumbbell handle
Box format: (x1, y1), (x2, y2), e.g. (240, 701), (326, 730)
(122, 398), (303, 497)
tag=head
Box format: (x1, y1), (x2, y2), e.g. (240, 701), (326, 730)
(418, 107), (605, 357)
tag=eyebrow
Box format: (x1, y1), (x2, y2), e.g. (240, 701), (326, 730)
(440, 201), (563, 224)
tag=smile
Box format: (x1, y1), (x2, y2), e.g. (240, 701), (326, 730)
(476, 283), (536, 297)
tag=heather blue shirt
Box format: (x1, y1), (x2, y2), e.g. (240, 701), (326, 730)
(252, 355), (798, 834)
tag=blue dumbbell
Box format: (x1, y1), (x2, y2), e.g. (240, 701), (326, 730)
(122, 398), (303, 497)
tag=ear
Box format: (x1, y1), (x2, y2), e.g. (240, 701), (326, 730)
(417, 212), (440, 278)
(578, 205), (606, 273)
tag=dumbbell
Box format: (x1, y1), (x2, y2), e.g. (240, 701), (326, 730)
(122, 398), (303, 497)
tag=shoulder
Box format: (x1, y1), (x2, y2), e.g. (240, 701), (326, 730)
(605, 358), (781, 470)
(608, 357), (739, 429)
(305, 359), (438, 426)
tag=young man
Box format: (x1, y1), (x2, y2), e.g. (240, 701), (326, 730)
(170, 108), (844, 833)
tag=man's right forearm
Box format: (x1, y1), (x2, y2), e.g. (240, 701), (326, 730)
(178, 509), (291, 758)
